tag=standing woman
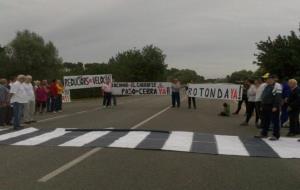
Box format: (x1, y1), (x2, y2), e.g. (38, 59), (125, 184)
(171, 79), (181, 108)
(56, 80), (64, 112)
(23, 75), (36, 124)
(241, 79), (256, 126)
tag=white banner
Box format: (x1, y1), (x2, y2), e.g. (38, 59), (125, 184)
(64, 74), (112, 90)
(62, 89), (71, 103)
(112, 82), (172, 95)
(187, 83), (243, 101)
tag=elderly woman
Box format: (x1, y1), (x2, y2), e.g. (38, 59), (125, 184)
(23, 75), (36, 124)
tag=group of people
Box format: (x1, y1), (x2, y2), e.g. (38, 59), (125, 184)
(0, 75), (64, 130)
(234, 73), (300, 141)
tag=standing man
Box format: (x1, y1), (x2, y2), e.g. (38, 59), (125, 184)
(186, 80), (196, 109)
(102, 79), (112, 108)
(23, 75), (36, 124)
(281, 80), (291, 127)
(240, 79), (256, 126)
(9, 75), (27, 130)
(286, 79), (300, 136)
(255, 77), (267, 128)
(255, 75), (282, 140)
(171, 79), (181, 108)
(233, 81), (249, 115)
(0, 79), (9, 127)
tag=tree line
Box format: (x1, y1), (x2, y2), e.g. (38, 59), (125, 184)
(227, 24), (300, 83)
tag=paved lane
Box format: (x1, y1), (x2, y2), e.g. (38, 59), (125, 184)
(0, 96), (299, 190)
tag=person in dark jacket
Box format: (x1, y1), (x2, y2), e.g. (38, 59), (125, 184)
(286, 79), (300, 136)
(255, 74), (282, 140)
(233, 81), (249, 115)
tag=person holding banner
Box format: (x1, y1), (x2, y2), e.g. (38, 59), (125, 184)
(240, 79), (256, 126)
(171, 79), (181, 108)
(102, 79), (112, 108)
(255, 74), (282, 141)
(186, 80), (196, 109)
(56, 80), (64, 112)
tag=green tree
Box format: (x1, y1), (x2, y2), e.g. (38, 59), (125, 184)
(226, 70), (254, 83)
(7, 30), (63, 79)
(166, 68), (205, 84)
(254, 26), (300, 79)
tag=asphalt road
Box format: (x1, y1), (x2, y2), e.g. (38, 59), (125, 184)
(0, 95), (299, 190)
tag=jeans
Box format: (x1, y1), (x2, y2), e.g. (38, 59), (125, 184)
(188, 97), (196, 109)
(0, 106), (5, 126)
(234, 98), (248, 114)
(172, 92), (180, 107)
(47, 97), (51, 112)
(245, 102), (256, 123)
(50, 96), (57, 112)
(104, 92), (112, 106)
(57, 94), (62, 111)
(261, 104), (280, 138)
(255, 102), (262, 124)
(12, 102), (24, 129)
(281, 104), (289, 126)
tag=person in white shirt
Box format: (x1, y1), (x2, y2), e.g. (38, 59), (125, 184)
(9, 75), (27, 130)
(101, 79), (112, 108)
(255, 78), (267, 127)
(241, 79), (257, 126)
(23, 75), (36, 124)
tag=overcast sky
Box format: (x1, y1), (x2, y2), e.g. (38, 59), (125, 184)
(1, 0), (300, 78)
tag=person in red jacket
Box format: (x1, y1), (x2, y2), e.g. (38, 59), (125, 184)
(49, 79), (58, 113)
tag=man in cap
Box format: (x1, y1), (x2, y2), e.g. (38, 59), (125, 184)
(255, 74), (282, 140)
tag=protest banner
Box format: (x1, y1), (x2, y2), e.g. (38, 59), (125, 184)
(64, 74), (112, 90)
(112, 82), (172, 95)
(187, 83), (243, 101)
(62, 89), (71, 103)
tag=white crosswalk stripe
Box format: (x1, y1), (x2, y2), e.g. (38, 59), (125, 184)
(13, 128), (69, 146)
(60, 131), (111, 147)
(162, 131), (193, 152)
(0, 127), (38, 141)
(109, 131), (150, 148)
(0, 128), (300, 159)
(263, 137), (300, 158)
(215, 135), (249, 156)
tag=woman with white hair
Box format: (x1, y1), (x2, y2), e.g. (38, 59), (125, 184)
(23, 75), (36, 124)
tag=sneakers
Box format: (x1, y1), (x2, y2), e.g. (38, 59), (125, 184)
(240, 122), (249, 126)
(254, 135), (268, 139)
(269, 136), (279, 141)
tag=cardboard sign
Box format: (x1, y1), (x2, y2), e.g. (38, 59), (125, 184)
(187, 83), (243, 101)
(62, 89), (71, 103)
(112, 82), (172, 95)
(64, 74), (112, 90)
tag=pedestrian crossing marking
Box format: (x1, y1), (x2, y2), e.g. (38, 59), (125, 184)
(0, 128), (299, 159)
(109, 131), (150, 148)
(0, 127), (38, 141)
(60, 131), (110, 147)
(162, 131), (193, 152)
(215, 135), (249, 156)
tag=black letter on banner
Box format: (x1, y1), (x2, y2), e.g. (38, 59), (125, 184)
(193, 88), (197, 96)
(224, 89), (229, 99)
(199, 88), (204, 96)
(205, 88), (209, 97)
(217, 89), (223, 98)
(210, 88), (216, 98)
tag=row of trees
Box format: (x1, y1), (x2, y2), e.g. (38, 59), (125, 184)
(227, 24), (300, 83)
(0, 30), (205, 84)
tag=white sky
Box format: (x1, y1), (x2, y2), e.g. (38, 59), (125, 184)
(1, 0), (300, 78)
